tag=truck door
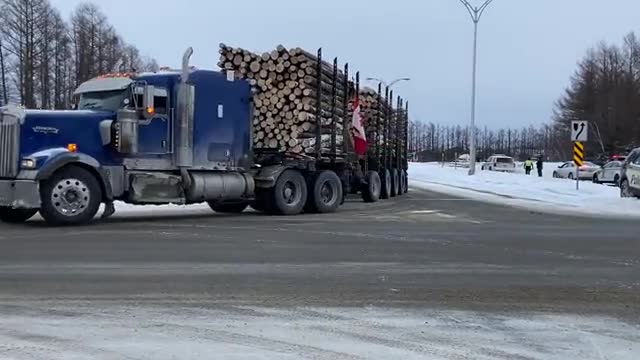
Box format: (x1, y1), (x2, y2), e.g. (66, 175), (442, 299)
(137, 87), (170, 154)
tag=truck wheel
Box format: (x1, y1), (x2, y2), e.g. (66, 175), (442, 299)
(305, 170), (342, 213)
(208, 202), (249, 213)
(390, 169), (399, 197)
(0, 207), (38, 223)
(268, 169), (307, 215)
(379, 169), (391, 200)
(361, 171), (381, 203)
(39, 166), (102, 226)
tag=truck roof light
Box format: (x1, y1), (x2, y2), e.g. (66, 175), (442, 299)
(67, 144), (78, 152)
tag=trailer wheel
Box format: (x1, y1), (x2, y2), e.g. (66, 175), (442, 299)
(390, 169), (399, 197)
(39, 165), (102, 226)
(305, 170), (342, 213)
(208, 201), (249, 213)
(380, 169), (391, 200)
(398, 169), (406, 196)
(403, 170), (409, 194)
(361, 171), (381, 203)
(0, 207), (38, 223)
(268, 169), (307, 215)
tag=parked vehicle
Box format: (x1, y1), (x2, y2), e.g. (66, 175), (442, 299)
(620, 148), (640, 198)
(552, 161), (599, 180)
(593, 160), (623, 185)
(481, 155), (516, 172)
(0, 47), (409, 226)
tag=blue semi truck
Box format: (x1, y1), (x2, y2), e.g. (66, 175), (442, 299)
(0, 47), (408, 226)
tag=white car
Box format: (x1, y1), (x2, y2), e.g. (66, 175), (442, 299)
(481, 155), (516, 172)
(552, 161), (599, 180)
(593, 160), (623, 185)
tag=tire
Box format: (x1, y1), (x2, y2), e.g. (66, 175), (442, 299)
(553, 172), (559, 178)
(208, 202), (249, 213)
(397, 170), (405, 196)
(568, 173), (574, 180)
(267, 169), (307, 215)
(390, 169), (399, 197)
(361, 171), (381, 203)
(380, 169), (391, 200)
(620, 179), (634, 198)
(0, 207), (38, 223)
(305, 170), (342, 213)
(614, 175), (620, 187)
(403, 170), (409, 194)
(593, 175), (599, 184)
(39, 166), (102, 226)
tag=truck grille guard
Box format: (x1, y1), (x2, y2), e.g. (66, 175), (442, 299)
(0, 106), (23, 178)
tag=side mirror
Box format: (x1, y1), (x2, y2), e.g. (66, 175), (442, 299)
(142, 85), (155, 119)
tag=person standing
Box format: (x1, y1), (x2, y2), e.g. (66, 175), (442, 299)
(524, 157), (533, 175)
(536, 156), (543, 177)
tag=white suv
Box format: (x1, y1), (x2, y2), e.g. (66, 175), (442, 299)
(620, 148), (640, 198)
(481, 155), (516, 172)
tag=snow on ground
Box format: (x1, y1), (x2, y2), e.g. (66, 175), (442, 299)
(108, 201), (213, 217)
(409, 162), (640, 218)
(0, 303), (638, 360)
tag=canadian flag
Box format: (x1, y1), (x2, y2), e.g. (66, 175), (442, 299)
(351, 96), (368, 156)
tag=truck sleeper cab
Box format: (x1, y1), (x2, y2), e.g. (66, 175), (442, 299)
(0, 47), (395, 226)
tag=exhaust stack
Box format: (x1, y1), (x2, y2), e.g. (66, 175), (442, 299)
(176, 47), (194, 168)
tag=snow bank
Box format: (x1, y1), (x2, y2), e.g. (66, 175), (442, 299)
(409, 162), (640, 218)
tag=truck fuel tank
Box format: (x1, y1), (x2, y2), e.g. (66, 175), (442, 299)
(186, 171), (254, 203)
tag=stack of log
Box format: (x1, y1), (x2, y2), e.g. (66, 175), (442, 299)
(218, 43), (352, 155)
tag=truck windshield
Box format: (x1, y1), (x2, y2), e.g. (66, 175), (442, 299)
(78, 90), (127, 112)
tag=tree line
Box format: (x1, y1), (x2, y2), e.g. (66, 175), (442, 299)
(553, 32), (640, 159)
(0, 0), (157, 109)
(408, 31), (640, 163)
(407, 122), (565, 162)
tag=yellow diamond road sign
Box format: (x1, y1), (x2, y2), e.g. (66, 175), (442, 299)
(573, 141), (585, 167)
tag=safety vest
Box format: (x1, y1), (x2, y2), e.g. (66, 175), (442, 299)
(524, 160), (533, 167)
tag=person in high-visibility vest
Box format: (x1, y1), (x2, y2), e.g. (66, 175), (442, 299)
(524, 158), (534, 175)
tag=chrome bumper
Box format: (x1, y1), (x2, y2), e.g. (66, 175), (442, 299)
(0, 179), (40, 209)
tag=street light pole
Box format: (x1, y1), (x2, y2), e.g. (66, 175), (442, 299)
(366, 77), (410, 90)
(459, 0), (493, 175)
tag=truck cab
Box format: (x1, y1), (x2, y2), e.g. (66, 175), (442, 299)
(0, 48), (256, 225)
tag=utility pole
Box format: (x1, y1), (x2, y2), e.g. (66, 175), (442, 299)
(458, 0), (494, 175)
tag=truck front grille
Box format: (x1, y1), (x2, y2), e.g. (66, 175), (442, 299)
(0, 119), (20, 178)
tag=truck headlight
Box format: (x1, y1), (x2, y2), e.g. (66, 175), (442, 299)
(21, 159), (36, 169)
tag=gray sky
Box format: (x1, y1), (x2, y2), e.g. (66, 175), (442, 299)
(52, 0), (640, 129)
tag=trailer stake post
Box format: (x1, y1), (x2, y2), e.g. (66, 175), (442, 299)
(331, 57), (338, 161)
(315, 48), (322, 160)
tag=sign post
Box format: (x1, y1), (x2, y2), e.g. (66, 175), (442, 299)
(571, 121), (588, 190)
(573, 141), (585, 190)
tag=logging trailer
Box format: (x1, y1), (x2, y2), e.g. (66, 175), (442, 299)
(0, 46), (409, 226)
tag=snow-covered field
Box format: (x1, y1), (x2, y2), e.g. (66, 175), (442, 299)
(409, 162), (640, 218)
(1, 303), (638, 360)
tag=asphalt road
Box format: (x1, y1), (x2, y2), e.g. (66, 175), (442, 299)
(0, 187), (638, 320)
